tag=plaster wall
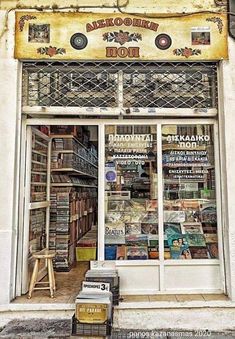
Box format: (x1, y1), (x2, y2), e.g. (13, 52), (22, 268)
(220, 36), (235, 301)
(0, 10), (20, 305)
(0, 0), (225, 13)
(0, 0), (234, 313)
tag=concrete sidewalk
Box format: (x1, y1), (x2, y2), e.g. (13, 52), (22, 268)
(0, 319), (234, 338)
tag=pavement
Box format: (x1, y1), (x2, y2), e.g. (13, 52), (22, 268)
(0, 319), (234, 339)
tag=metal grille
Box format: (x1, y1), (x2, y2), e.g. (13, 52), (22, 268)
(22, 61), (217, 109)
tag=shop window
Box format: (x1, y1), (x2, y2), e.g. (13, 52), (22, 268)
(104, 123), (218, 261)
(162, 124), (218, 260)
(104, 125), (158, 260)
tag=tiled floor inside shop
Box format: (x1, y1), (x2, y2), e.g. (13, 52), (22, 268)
(13, 261), (89, 304)
(13, 260), (229, 304)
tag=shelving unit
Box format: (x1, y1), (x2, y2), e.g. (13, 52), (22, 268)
(51, 183), (97, 188)
(49, 130), (98, 271)
(51, 168), (97, 178)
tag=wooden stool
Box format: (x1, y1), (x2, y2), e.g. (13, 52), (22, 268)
(28, 249), (56, 299)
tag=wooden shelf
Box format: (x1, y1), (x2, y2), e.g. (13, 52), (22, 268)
(52, 150), (98, 168)
(29, 201), (50, 210)
(50, 134), (98, 159)
(31, 171), (47, 175)
(31, 182), (47, 186)
(34, 139), (48, 148)
(51, 183), (97, 188)
(32, 150), (47, 157)
(51, 168), (97, 179)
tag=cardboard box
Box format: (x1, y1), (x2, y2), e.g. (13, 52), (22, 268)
(76, 247), (96, 261)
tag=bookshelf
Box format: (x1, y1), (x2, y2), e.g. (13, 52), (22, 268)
(51, 168), (97, 179)
(49, 132), (98, 271)
(29, 129), (50, 255)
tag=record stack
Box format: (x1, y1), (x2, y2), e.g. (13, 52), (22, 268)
(71, 281), (113, 337)
(55, 192), (71, 271)
(85, 269), (120, 306)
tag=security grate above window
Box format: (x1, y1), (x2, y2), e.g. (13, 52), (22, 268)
(22, 61), (217, 110)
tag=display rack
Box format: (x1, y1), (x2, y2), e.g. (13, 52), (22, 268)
(49, 133), (98, 271)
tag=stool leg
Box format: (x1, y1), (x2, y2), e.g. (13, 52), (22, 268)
(28, 258), (39, 299)
(51, 261), (56, 291)
(47, 259), (54, 298)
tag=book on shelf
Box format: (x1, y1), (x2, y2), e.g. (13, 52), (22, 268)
(105, 212), (123, 223)
(181, 222), (203, 234)
(125, 234), (148, 246)
(167, 233), (188, 248)
(185, 234), (206, 247)
(207, 243), (218, 258)
(164, 210), (185, 223)
(200, 207), (217, 223)
(129, 211), (145, 223)
(141, 223), (158, 235)
(126, 246), (148, 260)
(105, 245), (117, 260)
(204, 233), (218, 243)
(190, 247), (209, 259)
(202, 224), (217, 233)
(145, 199), (157, 212)
(170, 244), (192, 260)
(169, 246), (182, 259)
(125, 223), (141, 235)
(141, 212), (158, 223)
(105, 223), (125, 245)
(148, 248), (159, 259)
(179, 247), (192, 259)
(164, 223), (181, 237)
(116, 245), (126, 260)
(107, 200), (126, 212)
(148, 235), (159, 247)
(164, 249), (171, 259)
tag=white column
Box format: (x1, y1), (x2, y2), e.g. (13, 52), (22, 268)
(219, 37), (235, 300)
(0, 10), (21, 304)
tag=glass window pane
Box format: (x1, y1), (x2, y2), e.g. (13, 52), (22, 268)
(162, 124), (218, 260)
(105, 125), (158, 260)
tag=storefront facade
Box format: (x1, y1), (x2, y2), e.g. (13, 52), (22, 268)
(1, 0), (235, 330)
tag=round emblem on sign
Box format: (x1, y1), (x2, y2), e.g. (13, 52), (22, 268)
(70, 33), (88, 50)
(105, 170), (116, 182)
(155, 34), (172, 50)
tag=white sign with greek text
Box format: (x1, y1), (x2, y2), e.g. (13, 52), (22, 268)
(82, 281), (110, 292)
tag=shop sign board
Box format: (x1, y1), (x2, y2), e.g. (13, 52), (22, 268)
(15, 12), (228, 60)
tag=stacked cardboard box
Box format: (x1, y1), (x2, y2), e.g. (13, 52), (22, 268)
(72, 280), (113, 337)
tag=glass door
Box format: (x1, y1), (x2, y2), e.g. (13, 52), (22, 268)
(22, 127), (51, 294)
